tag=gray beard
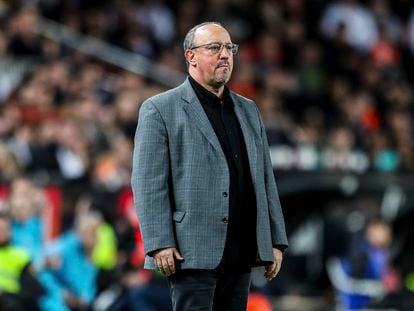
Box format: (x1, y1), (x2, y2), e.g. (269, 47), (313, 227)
(208, 76), (229, 90)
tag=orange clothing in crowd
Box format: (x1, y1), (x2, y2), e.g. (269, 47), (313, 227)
(247, 292), (273, 311)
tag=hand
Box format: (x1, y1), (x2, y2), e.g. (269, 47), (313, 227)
(264, 248), (283, 281)
(153, 247), (184, 276)
(43, 256), (61, 269)
(64, 291), (87, 309)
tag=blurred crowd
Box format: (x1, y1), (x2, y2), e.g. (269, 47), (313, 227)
(1, 0), (414, 183)
(1, 0), (414, 310)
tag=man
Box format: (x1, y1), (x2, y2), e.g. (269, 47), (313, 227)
(0, 212), (44, 311)
(132, 22), (288, 310)
(41, 211), (104, 311)
(328, 217), (392, 311)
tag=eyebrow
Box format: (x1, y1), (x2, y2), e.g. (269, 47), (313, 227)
(195, 41), (233, 46)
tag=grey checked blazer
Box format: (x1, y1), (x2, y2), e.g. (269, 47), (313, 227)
(131, 78), (288, 270)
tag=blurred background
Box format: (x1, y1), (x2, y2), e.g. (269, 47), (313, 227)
(1, 0), (414, 310)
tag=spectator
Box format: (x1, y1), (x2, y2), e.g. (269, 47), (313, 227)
(327, 217), (392, 310)
(320, 0), (378, 52)
(134, 0), (176, 48)
(321, 126), (369, 172)
(0, 1), (414, 309)
(7, 7), (42, 57)
(0, 212), (45, 311)
(8, 177), (45, 267)
(40, 211), (106, 311)
(0, 143), (20, 182)
(370, 0), (402, 43)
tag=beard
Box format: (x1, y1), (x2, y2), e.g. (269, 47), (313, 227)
(208, 68), (231, 89)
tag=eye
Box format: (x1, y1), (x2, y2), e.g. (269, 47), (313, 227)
(208, 44), (221, 53)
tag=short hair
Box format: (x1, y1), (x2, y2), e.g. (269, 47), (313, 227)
(183, 21), (223, 51)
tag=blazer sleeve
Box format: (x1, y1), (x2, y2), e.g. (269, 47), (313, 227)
(131, 99), (176, 256)
(257, 108), (289, 249)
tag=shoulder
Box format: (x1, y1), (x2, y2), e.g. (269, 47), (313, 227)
(2, 246), (31, 266)
(230, 90), (261, 117)
(230, 91), (257, 109)
(142, 82), (185, 111)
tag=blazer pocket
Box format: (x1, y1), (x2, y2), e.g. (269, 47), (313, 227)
(173, 211), (186, 223)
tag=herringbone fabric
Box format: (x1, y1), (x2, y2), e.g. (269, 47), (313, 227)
(131, 78), (288, 270)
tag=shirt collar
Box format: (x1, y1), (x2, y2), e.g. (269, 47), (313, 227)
(188, 76), (231, 107)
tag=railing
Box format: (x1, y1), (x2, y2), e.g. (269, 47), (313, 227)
(34, 18), (186, 88)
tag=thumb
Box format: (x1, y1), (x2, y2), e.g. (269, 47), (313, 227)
(173, 249), (184, 260)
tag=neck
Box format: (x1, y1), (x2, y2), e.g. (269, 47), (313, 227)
(208, 84), (224, 98)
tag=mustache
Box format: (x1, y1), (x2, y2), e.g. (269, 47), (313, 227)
(216, 61), (230, 68)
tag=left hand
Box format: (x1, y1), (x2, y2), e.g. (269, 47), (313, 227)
(264, 248), (283, 281)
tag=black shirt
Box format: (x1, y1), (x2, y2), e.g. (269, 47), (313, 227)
(189, 76), (258, 272)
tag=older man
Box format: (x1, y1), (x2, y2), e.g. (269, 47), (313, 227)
(132, 22), (288, 310)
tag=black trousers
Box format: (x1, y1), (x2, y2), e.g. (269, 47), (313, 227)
(168, 269), (251, 311)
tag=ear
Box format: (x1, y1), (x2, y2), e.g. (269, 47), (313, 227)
(184, 49), (197, 67)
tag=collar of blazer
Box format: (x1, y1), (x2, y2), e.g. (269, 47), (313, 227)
(180, 78), (258, 181)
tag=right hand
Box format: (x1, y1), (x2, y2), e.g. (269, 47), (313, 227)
(153, 247), (184, 276)
(64, 291), (87, 309)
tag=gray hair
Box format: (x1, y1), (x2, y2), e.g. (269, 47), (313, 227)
(183, 22), (223, 66)
(183, 21), (223, 51)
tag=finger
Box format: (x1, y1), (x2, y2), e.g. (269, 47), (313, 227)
(167, 256), (176, 274)
(173, 249), (184, 261)
(273, 260), (281, 275)
(155, 258), (163, 273)
(264, 263), (275, 275)
(265, 272), (275, 280)
(268, 268), (277, 279)
(272, 260), (279, 272)
(269, 261), (281, 279)
(161, 257), (170, 275)
(162, 257), (171, 276)
(264, 264), (277, 279)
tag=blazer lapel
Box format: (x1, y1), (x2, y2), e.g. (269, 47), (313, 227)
(232, 94), (258, 183)
(181, 79), (223, 154)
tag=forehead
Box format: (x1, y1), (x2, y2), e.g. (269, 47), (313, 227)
(194, 24), (232, 44)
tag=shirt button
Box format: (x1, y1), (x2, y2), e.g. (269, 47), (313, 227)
(222, 217), (228, 224)
(222, 192), (228, 198)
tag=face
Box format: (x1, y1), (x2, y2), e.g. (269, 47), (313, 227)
(367, 221), (392, 248)
(9, 196), (34, 222)
(79, 220), (99, 252)
(186, 24), (234, 90)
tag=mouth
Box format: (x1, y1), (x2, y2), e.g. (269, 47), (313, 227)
(216, 63), (230, 69)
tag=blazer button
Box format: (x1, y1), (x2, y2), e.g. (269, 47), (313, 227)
(222, 217), (228, 224)
(222, 192), (228, 198)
